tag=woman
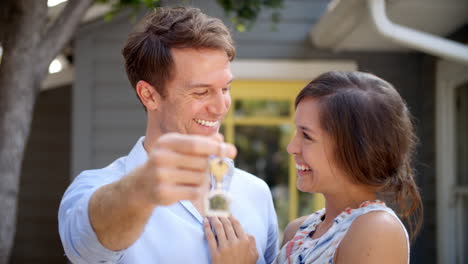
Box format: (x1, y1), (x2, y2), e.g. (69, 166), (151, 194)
(205, 71), (423, 264)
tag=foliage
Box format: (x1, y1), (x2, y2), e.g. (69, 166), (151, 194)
(95, 0), (162, 21)
(95, 0), (284, 31)
(216, 0), (284, 32)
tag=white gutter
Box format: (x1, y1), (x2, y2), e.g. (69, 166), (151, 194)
(309, 0), (364, 50)
(368, 0), (468, 65)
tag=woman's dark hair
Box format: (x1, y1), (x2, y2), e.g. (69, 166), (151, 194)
(296, 71), (423, 242)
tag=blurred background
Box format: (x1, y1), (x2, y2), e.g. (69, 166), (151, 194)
(2, 0), (468, 263)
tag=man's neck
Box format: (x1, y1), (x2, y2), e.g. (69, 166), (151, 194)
(142, 130), (162, 155)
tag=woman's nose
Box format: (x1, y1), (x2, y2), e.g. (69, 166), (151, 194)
(287, 133), (300, 155)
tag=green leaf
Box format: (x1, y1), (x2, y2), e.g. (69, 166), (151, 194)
(235, 23), (246, 32)
(98, 0), (282, 31)
(216, 0), (284, 32)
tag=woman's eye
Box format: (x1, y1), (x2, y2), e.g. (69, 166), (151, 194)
(303, 132), (314, 141)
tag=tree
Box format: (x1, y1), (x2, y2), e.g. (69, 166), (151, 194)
(0, 1), (94, 263)
(0, 0), (283, 262)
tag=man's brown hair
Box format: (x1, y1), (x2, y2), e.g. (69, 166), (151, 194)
(296, 71), (423, 242)
(122, 6), (235, 100)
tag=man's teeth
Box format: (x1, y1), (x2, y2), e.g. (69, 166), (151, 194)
(296, 164), (312, 171)
(195, 119), (218, 127)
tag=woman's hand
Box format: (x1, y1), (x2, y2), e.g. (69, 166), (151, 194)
(204, 216), (259, 264)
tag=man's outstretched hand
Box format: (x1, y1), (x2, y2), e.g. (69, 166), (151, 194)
(135, 132), (237, 207)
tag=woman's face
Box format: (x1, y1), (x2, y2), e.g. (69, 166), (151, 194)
(287, 97), (347, 194)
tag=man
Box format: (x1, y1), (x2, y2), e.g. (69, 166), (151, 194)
(59, 6), (278, 264)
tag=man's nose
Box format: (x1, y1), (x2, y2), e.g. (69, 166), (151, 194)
(208, 92), (229, 115)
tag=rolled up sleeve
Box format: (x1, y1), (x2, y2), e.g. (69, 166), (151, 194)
(58, 172), (124, 264)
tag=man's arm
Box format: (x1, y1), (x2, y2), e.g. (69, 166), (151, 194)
(87, 164), (164, 251)
(90, 133), (237, 250)
(59, 133), (236, 261)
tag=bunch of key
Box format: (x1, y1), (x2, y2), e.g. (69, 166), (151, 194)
(205, 146), (231, 217)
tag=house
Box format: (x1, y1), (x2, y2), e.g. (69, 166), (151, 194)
(11, 0), (468, 263)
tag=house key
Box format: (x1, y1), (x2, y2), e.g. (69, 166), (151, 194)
(205, 146), (231, 217)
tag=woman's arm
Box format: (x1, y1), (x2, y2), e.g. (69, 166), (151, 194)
(335, 211), (408, 264)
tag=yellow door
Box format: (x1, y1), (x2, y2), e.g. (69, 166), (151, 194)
(222, 80), (325, 232)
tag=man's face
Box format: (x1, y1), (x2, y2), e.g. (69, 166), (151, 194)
(153, 48), (233, 136)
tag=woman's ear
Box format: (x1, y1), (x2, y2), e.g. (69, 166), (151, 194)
(135, 80), (161, 111)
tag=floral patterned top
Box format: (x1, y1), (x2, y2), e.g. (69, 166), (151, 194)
(273, 201), (409, 264)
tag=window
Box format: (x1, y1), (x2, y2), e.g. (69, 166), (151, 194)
(222, 80), (324, 235)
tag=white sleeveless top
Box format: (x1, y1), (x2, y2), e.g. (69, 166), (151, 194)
(273, 201), (409, 264)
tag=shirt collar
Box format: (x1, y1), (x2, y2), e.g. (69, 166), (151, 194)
(124, 136), (148, 174)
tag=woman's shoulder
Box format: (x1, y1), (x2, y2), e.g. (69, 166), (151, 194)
(336, 210), (409, 263)
(281, 215), (309, 247)
(347, 209), (407, 237)
(281, 208), (325, 247)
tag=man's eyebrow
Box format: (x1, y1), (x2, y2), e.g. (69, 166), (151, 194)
(187, 78), (234, 88)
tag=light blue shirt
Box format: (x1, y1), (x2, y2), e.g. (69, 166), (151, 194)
(59, 137), (279, 264)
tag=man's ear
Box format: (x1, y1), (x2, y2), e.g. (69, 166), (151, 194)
(135, 80), (161, 111)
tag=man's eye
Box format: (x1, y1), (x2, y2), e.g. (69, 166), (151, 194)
(222, 86), (231, 93)
(194, 90), (208, 96)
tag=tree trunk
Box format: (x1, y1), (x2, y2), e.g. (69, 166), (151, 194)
(0, 55), (39, 264)
(0, 0), (92, 262)
(0, 2), (46, 262)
